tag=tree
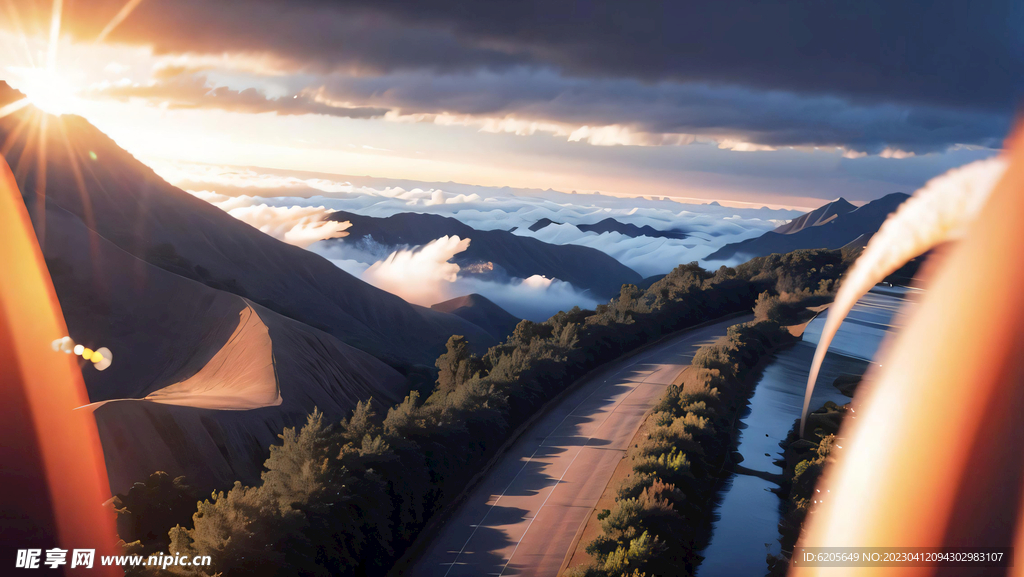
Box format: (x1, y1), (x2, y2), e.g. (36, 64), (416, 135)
(602, 531), (662, 575)
(261, 410), (342, 510)
(109, 472), (199, 555)
(166, 482), (319, 577)
(753, 291), (783, 322)
(432, 335), (485, 399)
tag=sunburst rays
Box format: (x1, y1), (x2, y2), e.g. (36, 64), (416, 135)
(1, 0), (149, 219)
(95, 0), (145, 44)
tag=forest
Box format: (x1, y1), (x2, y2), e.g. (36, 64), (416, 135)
(113, 248), (849, 576)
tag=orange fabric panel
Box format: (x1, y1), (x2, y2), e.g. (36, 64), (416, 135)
(0, 157), (121, 575)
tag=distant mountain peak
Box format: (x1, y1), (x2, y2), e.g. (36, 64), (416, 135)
(773, 196), (857, 235)
(431, 293), (521, 341)
(707, 192), (911, 262)
(431, 293), (493, 310)
(880, 191), (910, 200)
(527, 216), (687, 240)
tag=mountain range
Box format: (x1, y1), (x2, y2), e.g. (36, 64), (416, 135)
(705, 194), (910, 262)
(0, 82), (501, 491)
(525, 217), (689, 240)
(0, 77), (915, 494)
(1, 84), (493, 370)
(327, 210), (642, 298)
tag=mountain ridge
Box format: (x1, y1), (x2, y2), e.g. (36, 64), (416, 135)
(0, 82), (493, 369)
(527, 216), (688, 240)
(0, 82), (503, 493)
(327, 210), (642, 298)
(706, 193), (910, 262)
(772, 197), (856, 234)
(431, 293), (522, 341)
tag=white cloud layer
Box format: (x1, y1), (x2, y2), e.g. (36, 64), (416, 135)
(190, 190), (351, 248)
(311, 235), (599, 321)
(363, 235), (469, 304)
(185, 190), (592, 320)
(172, 163), (800, 277)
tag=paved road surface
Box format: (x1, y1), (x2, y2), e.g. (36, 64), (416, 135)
(411, 315), (752, 577)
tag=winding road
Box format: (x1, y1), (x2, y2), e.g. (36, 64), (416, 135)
(411, 314), (752, 577)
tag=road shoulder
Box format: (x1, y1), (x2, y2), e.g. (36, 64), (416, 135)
(391, 312), (749, 577)
(558, 369), (693, 574)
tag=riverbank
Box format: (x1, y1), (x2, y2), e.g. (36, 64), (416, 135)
(696, 286), (907, 577)
(559, 305), (826, 576)
(767, 389), (856, 575)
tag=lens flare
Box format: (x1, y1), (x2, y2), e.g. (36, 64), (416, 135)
(10, 67), (77, 117)
(53, 336), (113, 370)
(92, 347), (112, 371)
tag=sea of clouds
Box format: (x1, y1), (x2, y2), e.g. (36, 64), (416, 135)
(174, 163), (802, 318)
(312, 235), (601, 320)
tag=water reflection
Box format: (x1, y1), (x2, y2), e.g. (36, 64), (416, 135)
(696, 287), (913, 577)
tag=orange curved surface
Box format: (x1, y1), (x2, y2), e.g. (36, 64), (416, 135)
(0, 156), (121, 574)
(792, 132), (1024, 575)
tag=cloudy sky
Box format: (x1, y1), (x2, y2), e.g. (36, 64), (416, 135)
(2, 0), (1020, 207)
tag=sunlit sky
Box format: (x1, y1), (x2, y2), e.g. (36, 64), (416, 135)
(2, 0), (1019, 208)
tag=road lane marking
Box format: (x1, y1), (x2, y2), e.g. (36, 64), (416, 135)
(496, 350), (666, 576)
(496, 322), (735, 575)
(434, 318), (740, 576)
(441, 365), (623, 575)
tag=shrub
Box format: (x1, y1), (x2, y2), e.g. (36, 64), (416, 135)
(601, 531), (662, 575)
(691, 344), (736, 377)
(618, 473), (656, 502)
(753, 291), (783, 322)
(578, 317), (798, 577)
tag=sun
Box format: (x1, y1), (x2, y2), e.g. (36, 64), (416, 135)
(10, 67), (78, 117)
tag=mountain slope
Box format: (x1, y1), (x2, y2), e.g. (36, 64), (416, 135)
(327, 210), (642, 298)
(0, 83), (492, 369)
(431, 294), (522, 341)
(705, 193), (910, 262)
(35, 201), (407, 492)
(772, 197), (856, 234)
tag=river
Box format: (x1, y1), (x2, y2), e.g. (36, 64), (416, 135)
(696, 286), (916, 577)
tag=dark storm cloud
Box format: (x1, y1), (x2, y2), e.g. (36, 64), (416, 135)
(87, 72), (388, 119)
(55, 0), (1023, 152)
(67, 0), (1024, 110)
(63, 0), (531, 74)
(393, 0), (1024, 112)
(322, 70), (1008, 153)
